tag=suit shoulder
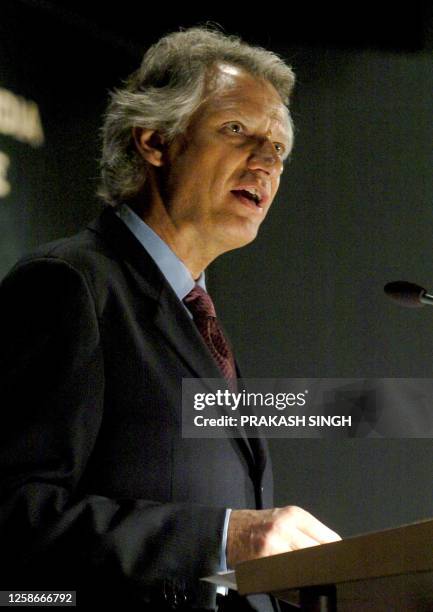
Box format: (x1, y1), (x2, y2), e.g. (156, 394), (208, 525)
(20, 224), (113, 274)
(1, 223), (120, 315)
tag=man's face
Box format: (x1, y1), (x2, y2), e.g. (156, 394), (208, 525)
(161, 63), (292, 255)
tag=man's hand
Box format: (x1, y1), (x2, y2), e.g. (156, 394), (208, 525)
(227, 506), (341, 567)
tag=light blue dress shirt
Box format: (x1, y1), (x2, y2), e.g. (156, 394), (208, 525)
(115, 204), (231, 575)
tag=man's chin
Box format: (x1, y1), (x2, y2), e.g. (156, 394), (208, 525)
(217, 223), (261, 253)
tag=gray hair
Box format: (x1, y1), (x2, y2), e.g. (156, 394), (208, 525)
(98, 26), (296, 205)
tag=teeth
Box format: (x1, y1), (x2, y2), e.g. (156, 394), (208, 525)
(245, 189), (260, 203)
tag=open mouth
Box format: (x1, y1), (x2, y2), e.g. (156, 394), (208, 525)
(231, 189), (262, 207)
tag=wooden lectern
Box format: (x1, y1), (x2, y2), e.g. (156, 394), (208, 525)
(235, 518), (433, 611)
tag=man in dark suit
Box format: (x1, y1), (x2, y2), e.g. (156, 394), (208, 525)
(0, 27), (339, 611)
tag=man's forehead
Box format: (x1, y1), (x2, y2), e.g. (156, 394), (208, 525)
(206, 62), (282, 105)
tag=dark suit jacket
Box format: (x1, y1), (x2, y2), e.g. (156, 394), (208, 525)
(0, 207), (274, 611)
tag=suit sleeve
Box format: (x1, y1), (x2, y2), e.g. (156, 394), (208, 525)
(0, 257), (226, 608)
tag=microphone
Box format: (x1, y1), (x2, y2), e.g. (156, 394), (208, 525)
(384, 281), (433, 308)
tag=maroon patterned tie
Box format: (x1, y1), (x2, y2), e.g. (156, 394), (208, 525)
(184, 285), (237, 389)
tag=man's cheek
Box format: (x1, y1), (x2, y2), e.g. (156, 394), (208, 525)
(271, 178), (281, 198)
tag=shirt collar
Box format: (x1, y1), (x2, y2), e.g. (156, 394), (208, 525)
(115, 203), (206, 302)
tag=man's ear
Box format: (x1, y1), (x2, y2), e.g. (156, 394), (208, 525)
(133, 127), (166, 167)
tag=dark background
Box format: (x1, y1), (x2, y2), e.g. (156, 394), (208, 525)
(1, 0), (433, 537)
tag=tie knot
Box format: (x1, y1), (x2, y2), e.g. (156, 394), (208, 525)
(184, 285), (216, 319)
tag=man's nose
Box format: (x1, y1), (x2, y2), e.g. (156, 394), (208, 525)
(247, 138), (282, 175)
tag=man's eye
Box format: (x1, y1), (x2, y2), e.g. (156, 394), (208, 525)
(274, 142), (285, 155)
(226, 123), (244, 134)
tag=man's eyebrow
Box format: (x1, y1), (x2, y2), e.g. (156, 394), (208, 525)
(214, 106), (288, 129)
(211, 104), (250, 117)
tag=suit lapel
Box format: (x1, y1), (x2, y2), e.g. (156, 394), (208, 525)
(153, 283), (225, 380)
(235, 373), (268, 484)
(154, 290), (265, 477)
